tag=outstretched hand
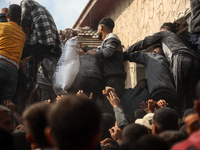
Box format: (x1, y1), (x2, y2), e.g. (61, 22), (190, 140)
(4, 100), (16, 112)
(106, 91), (120, 108)
(100, 138), (113, 146)
(109, 126), (122, 142)
(56, 95), (64, 102)
(140, 101), (149, 113)
(76, 90), (93, 100)
(157, 99), (168, 108)
(148, 99), (158, 113)
(184, 114), (200, 135)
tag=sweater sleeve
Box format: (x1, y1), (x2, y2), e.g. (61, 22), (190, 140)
(113, 106), (128, 129)
(126, 52), (149, 66)
(96, 38), (118, 58)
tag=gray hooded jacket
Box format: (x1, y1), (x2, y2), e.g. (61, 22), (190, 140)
(95, 33), (126, 80)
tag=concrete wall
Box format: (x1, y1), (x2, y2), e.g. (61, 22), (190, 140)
(106, 0), (190, 88)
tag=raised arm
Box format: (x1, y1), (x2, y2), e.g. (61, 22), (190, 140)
(126, 32), (163, 53)
(124, 51), (150, 66)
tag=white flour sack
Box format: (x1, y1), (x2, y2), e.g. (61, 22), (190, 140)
(53, 36), (80, 95)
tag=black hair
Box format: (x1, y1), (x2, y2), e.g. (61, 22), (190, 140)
(179, 124), (188, 138)
(159, 130), (186, 148)
(49, 94), (101, 150)
(0, 128), (14, 150)
(8, 4), (21, 22)
(134, 109), (147, 120)
(101, 113), (115, 140)
(182, 108), (195, 119)
(122, 124), (148, 144)
(23, 102), (52, 147)
(134, 135), (169, 150)
(160, 22), (180, 33)
(102, 145), (119, 150)
(99, 17), (115, 32)
(12, 130), (31, 150)
(153, 107), (178, 133)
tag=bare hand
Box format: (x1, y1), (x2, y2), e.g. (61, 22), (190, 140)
(86, 50), (96, 55)
(100, 138), (113, 146)
(1, 8), (8, 14)
(109, 126), (122, 142)
(184, 114), (200, 135)
(140, 101), (149, 113)
(106, 91), (120, 108)
(102, 86), (115, 96)
(76, 90), (93, 100)
(4, 100), (16, 111)
(16, 124), (26, 131)
(157, 99), (168, 108)
(44, 99), (51, 103)
(148, 99), (158, 113)
(56, 95), (64, 102)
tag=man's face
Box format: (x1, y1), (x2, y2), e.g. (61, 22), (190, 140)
(151, 119), (156, 134)
(97, 25), (103, 40)
(0, 112), (14, 133)
(153, 47), (164, 56)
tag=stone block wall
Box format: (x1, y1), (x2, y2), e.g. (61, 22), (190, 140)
(106, 0), (190, 88)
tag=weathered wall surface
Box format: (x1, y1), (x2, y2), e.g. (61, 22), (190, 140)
(106, 0), (190, 88)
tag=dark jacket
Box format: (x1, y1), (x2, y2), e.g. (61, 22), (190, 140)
(125, 52), (176, 97)
(126, 30), (198, 62)
(95, 33), (126, 80)
(78, 54), (102, 80)
(0, 13), (7, 22)
(188, 0), (200, 33)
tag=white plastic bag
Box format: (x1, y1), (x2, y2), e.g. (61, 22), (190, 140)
(53, 36), (80, 95)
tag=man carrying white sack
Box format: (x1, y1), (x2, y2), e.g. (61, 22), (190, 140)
(87, 18), (126, 114)
(87, 17), (126, 98)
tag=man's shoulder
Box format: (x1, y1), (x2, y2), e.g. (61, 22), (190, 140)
(104, 33), (121, 42)
(9, 23), (26, 38)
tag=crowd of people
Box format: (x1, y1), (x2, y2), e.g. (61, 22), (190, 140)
(1, 0), (200, 150)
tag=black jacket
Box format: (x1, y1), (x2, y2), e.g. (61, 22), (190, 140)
(126, 52), (176, 97)
(0, 13), (7, 22)
(188, 0), (200, 33)
(126, 30), (198, 62)
(96, 33), (126, 80)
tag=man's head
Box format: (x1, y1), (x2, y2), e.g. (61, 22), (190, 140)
(160, 22), (180, 33)
(22, 102), (52, 148)
(0, 128), (14, 150)
(48, 95), (101, 150)
(7, 4), (21, 23)
(122, 124), (148, 144)
(159, 131), (186, 148)
(152, 107), (178, 134)
(97, 17), (115, 40)
(153, 45), (164, 56)
(135, 134), (169, 150)
(0, 105), (14, 133)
